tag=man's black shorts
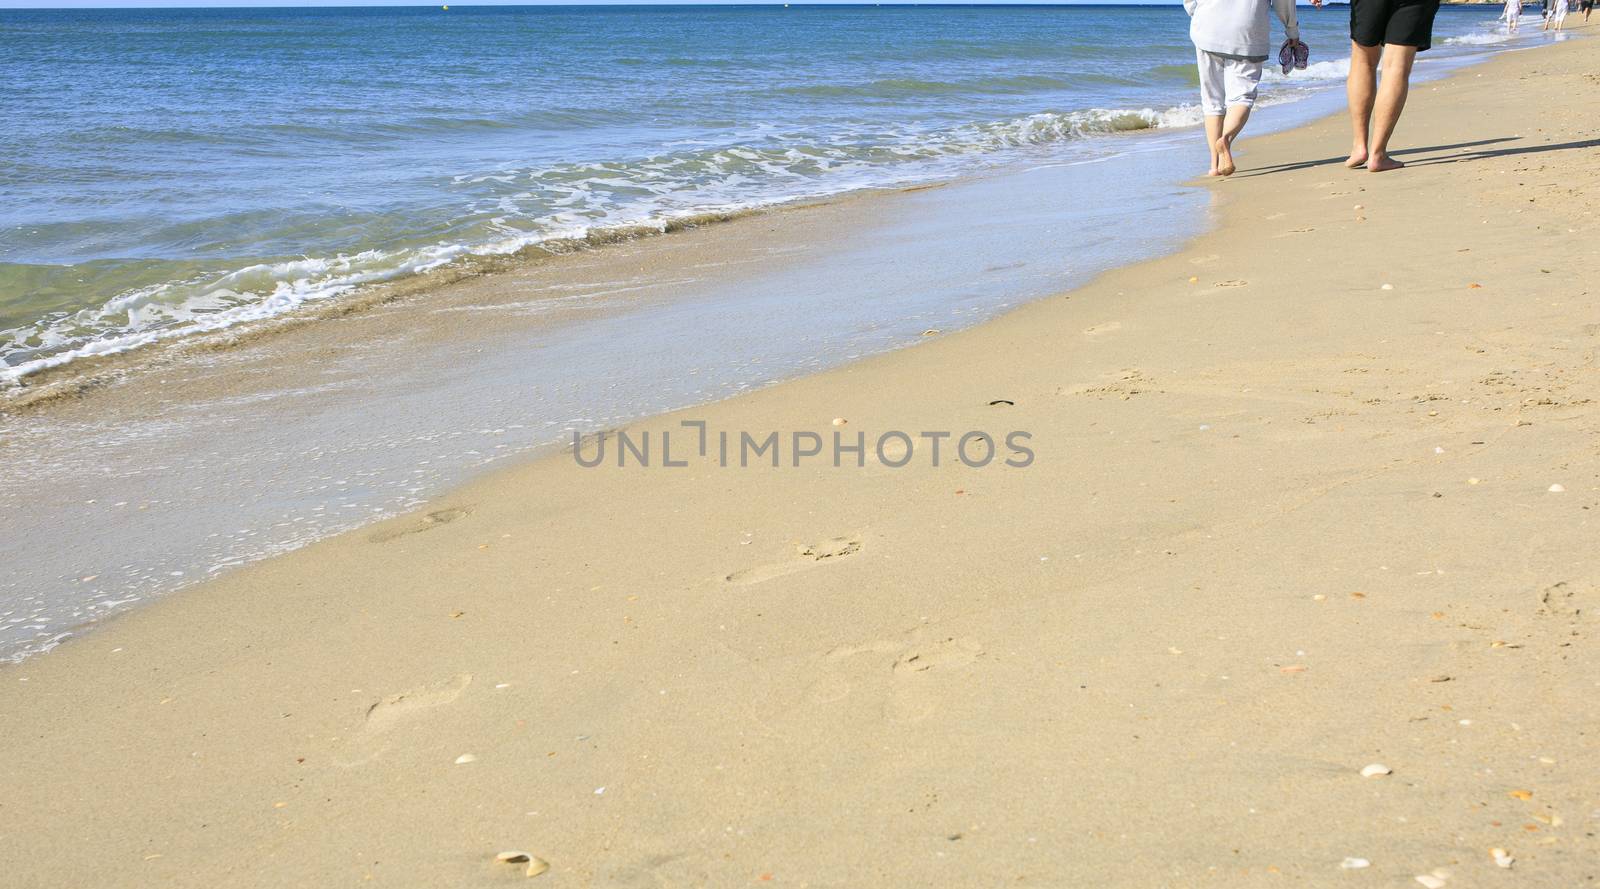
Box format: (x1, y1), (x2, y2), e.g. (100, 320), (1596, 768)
(1351, 0), (1443, 51)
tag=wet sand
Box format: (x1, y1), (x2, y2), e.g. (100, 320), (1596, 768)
(3, 31), (1598, 889)
(0, 131), (1210, 664)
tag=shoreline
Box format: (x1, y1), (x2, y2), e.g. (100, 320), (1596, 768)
(0, 16), (1535, 665)
(1, 96), (1222, 665)
(0, 190), (893, 413)
(4, 26), (1599, 888)
(0, 4), (1520, 411)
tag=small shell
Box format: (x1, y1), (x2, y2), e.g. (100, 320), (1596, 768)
(454, 753), (477, 765)
(526, 856), (551, 877)
(1279, 665), (1308, 674)
(1548, 484), (1565, 493)
(1508, 789), (1533, 800)
(1340, 858), (1371, 870)
(831, 418), (847, 426)
(496, 851), (530, 863)
(1490, 848), (1514, 869)
(1381, 283), (1394, 291)
(1360, 764), (1392, 778)
(1415, 876), (1446, 889)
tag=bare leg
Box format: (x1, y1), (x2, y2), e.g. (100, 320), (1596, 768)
(1367, 44), (1417, 172)
(1215, 104), (1251, 176)
(1346, 42), (1382, 167)
(1203, 114), (1224, 176)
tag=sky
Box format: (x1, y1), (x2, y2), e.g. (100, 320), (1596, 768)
(2, 0), (1178, 8)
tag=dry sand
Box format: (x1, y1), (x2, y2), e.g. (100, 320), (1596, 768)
(4, 33), (1599, 889)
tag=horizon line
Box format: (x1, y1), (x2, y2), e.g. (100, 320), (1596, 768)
(1, 0), (1197, 8)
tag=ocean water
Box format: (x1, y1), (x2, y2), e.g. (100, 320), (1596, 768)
(0, 3), (1530, 385)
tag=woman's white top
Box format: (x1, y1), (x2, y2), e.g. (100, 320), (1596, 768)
(1185, 0), (1301, 60)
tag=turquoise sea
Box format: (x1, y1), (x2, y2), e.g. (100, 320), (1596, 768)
(0, 3), (1528, 384)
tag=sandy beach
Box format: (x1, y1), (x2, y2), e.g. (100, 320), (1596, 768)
(4, 27), (1599, 889)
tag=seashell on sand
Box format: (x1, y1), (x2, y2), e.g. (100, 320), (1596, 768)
(496, 852), (530, 863)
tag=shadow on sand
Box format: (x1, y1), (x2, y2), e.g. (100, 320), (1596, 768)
(1228, 135), (1600, 178)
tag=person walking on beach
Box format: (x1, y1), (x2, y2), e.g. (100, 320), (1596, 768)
(1504, 0), (1522, 32)
(1546, 0), (1568, 30)
(1345, 0), (1442, 172)
(1185, 0), (1316, 177)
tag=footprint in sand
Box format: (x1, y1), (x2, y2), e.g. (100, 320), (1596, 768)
(806, 632), (985, 722)
(891, 637), (985, 675)
(336, 673), (472, 766)
(1537, 580), (1593, 620)
(605, 852), (712, 889)
(1082, 321), (1123, 336)
(368, 506), (471, 543)
(724, 535), (862, 585)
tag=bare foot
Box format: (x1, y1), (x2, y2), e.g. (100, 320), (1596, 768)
(1215, 137), (1235, 177)
(1367, 152), (1405, 173)
(1205, 166), (1222, 177)
(1344, 150), (1368, 169)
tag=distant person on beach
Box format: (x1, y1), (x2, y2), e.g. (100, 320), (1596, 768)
(1345, 0), (1443, 172)
(1504, 0), (1522, 31)
(1546, 0), (1568, 30)
(1185, 0), (1318, 177)
(1583, 0), (1592, 23)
